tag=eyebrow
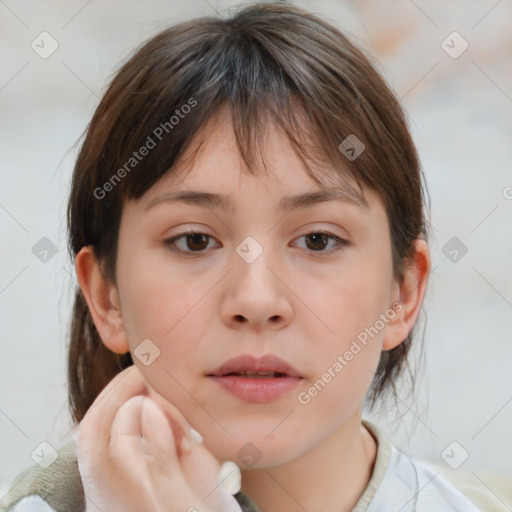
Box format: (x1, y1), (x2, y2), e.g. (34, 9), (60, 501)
(144, 188), (368, 214)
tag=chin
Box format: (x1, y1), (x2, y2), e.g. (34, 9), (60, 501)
(207, 425), (307, 471)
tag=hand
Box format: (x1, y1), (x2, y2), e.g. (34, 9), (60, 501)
(76, 365), (243, 512)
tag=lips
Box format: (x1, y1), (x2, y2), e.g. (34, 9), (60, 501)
(207, 354), (303, 403)
(208, 354), (303, 379)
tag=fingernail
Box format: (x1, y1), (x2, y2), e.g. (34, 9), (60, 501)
(217, 461), (241, 495)
(190, 427), (203, 444)
(181, 427), (201, 453)
(181, 433), (192, 453)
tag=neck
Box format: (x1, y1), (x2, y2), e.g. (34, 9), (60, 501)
(240, 414), (377, 512)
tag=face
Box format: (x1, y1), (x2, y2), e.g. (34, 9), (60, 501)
(110, 110), (400, 467)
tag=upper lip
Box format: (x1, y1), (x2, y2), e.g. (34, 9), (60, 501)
(208, 354), (303, 378)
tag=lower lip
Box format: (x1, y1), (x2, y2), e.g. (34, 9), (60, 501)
(208, 375), (302, 403)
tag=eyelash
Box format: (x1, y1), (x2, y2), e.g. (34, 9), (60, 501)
(163, 230), (348, 257)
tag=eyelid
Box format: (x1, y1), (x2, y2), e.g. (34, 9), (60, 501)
(163, 228), (349, 256)
(294, 229), (348, 254)
(164, 229), (220, 255)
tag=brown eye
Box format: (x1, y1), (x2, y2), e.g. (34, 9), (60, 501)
(164, 232), (219, 255)
(183, 233), (209, 251)
(305, 233), (329, 251)
(295, 231), (348, 254)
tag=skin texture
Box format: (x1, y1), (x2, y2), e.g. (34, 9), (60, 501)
(76, 108), (430, 512)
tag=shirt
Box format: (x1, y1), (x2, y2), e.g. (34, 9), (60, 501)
(0, 420), (487, 511)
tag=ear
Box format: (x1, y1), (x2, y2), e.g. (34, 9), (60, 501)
(75, 245), (130, 354)
(382, 239), (430, 351)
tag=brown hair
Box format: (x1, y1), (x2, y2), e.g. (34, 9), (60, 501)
(66, 1), (429, 424)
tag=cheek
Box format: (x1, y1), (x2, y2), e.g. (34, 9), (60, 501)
(309, 260), (392, 339)
(120, 250), (206, 340)
(295, 335), (381, 431)
(298, 252), (392, 387)
(123, 263), (208, 405)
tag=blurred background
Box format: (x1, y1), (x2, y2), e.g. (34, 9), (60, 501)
(1, 0), (511, 497)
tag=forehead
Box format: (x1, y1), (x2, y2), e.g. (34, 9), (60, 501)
(140, 107), (369, 210)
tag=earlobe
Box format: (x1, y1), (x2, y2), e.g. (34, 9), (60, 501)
(75, 245), (130, 354)
(382, 239), (430, 351)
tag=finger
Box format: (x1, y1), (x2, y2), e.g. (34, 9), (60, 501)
(141, 398), (177, 457)
(140, 398), (203, 508)
(109, 396), (185, 482)
(108, 394), (172, 496)
(145, 385), (198, 454)
(140, 398), (186, 483)
(78, 366), (147, 460)
(109, 395), (146, 467)
(77, 394), (146, 509)
(180, 442), (243, 512)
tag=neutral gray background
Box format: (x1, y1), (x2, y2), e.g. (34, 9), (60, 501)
(1, 0), (511, 494)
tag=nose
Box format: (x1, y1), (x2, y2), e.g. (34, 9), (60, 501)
(220, 243), (293, 333)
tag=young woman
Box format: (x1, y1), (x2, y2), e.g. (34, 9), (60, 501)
(1, 2), (483, 511)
